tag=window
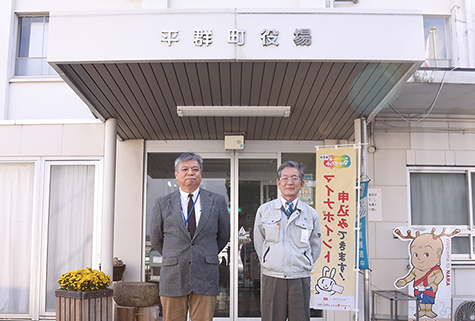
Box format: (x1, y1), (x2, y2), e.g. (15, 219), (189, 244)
(422, 17), (452, 68)
(409, 168), (475, 260)
(44, 163), (97, 312)
(0, 163), (35, 315)
(15, 15), (57, 76)
(0, 159), (101, 319)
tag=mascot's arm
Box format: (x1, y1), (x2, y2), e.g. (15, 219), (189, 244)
(396, 270), (415, 288)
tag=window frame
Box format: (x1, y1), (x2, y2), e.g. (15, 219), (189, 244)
(422, 16), (453, 68)
(0, 159), (39, 319)
(407, 166), (475, 262)
(39, 158), (103, 318)
(0, 157), (103, 319)
(14, 12), (58, 77)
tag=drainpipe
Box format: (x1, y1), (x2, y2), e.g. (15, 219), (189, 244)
(101, 118), (117, 279)
(466, 0), (475, 67)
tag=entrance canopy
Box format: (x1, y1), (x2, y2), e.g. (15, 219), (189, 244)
(48, 9), (424, 141)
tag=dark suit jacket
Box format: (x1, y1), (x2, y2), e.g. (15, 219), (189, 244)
(150, 188), (230, 297)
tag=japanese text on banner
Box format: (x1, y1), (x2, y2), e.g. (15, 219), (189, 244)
(313, 146), (357, 311)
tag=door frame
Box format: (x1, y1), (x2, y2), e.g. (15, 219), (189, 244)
(143, 140), (322, 321)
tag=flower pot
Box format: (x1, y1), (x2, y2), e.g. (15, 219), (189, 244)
(55, 289), (113, 321)
(113, 264), (126, 281)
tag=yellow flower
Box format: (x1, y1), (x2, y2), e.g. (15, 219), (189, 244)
(57, 268), (111, 292)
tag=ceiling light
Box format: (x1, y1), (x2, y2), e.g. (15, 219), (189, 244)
(177, 106), (291, 117)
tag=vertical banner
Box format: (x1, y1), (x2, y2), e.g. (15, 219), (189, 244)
(357, 180), (369, 269)
(393, 227), (460, 321)
(312, 146), (357, 310)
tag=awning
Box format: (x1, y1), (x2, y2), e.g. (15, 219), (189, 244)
(48, 9), (425, 141)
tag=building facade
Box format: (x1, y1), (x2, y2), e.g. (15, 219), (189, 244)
(1, 0), (474, 320)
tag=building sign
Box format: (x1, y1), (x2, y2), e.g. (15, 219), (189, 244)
(368, 188), (382, 221)
(159, 28), (312, 47)
(193, 30), (213, 47)
(161, 30), (179, 46)
(228, 29), (245, 46)
(393, 227), (460, 321)
(293, 28), (312, 46)
(313, 146), (357, 310)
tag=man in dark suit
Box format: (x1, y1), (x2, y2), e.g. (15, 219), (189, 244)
(151, 152), (230, 321)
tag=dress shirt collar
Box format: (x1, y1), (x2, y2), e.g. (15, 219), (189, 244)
(280, 196), (299, 210)
(179, 187), (200, 201)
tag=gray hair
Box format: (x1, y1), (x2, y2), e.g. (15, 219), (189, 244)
(174, 152), (204, 172)
(277, 161), (305, 180)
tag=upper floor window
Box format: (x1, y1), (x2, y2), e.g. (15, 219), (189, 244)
(409, 168), (475, 261)
(15, 15), (58, 76)
(422, 17), (452, 68)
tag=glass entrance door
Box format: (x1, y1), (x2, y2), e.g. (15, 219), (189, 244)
(144, 153), (231, 317)
(236, 157), (278, 318)
(144, 151), (279, 320)
(144, 148), (323, 320)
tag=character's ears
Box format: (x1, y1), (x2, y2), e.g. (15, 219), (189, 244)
(330, 268), (336, 279)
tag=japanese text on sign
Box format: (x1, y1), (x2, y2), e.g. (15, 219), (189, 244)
(160, 28), (312, 46)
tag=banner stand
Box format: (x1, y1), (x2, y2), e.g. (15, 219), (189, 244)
(313, 143), (364, 319)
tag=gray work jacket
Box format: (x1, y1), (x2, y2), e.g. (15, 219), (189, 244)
(253, 198), (322, 279)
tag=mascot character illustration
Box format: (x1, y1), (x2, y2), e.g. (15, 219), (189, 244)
(394, 227), (459, 318)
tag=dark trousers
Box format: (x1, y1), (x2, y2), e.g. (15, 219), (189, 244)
(261, 274), (311, 321)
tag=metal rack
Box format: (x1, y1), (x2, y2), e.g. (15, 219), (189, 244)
(372, 290), (420, 321)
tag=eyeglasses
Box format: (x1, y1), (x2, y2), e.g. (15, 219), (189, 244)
(279, 176), (301, 183)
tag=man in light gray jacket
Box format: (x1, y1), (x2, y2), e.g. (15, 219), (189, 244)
(254, 161), (321, 321)
(151, 152), (230, 321)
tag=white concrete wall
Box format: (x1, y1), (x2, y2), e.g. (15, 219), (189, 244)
(149, 0), (452, 13)
(368, 115), (475, 315)
(114, 139), (145, 282)
(14, 0), (141, 12)
(8, 80), (95, 120)
(2, 0), (473, 123)
(0, 121), (104, 156)
(0, 0), (14, 120)
(328, 0), (453, 14)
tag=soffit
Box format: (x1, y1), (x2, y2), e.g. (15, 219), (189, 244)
(58, 60), (416, 141)
(383, 83), (475, 115)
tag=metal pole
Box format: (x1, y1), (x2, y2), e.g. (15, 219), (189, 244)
(361, 118), (371, 321)
(101, 118), (117, 278)
(355, 118), (371, 321)
(430, 27), (438, 67)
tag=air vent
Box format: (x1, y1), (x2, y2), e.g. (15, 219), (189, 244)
(453, 299), (475, 321)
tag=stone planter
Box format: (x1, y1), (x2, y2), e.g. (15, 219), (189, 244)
(113, 282), (159, 307)
(55, 289), (113, 321)
(114, 282), (160, 321)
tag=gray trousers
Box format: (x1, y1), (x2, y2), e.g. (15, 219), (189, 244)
(261, 274), (311, 321)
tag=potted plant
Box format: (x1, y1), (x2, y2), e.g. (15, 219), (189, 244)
(113, 257), (126, 281)
(55, 267), (113, 321)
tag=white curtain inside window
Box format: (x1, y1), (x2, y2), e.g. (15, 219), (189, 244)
(411, 172), (468, 225)
(472, 173), (475, 227)
(45, 165), (95, 312)
(0, 163), (35, 314)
